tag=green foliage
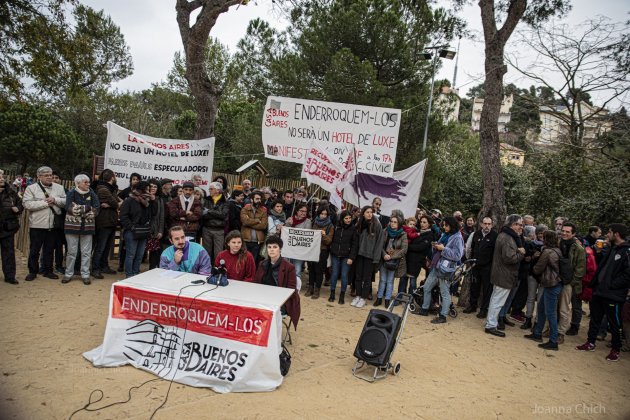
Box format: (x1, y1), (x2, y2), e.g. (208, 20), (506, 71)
(0, 102), (86, 175)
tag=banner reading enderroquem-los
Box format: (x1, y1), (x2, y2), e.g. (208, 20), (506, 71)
(262, 96), (401, 178)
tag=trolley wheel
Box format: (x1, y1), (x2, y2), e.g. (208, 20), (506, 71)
(393, 362), (401, 376)
(449, 307), (458, 318)
(409, 302), (417, 313)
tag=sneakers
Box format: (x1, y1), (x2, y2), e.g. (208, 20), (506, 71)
(575, 341), (596, 352)
(356, 298), (366, 308)
(606, 350), (620, 362)
(350, 296), (360, 306)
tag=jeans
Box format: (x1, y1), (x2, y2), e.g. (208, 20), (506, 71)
(533, 283), (562, 343)
(486, 285), (510, 329)
(421, 269), (451, 317)
(525, 275), (539, 318)
(499, 282), (520, 318)
(123, 230), (147, 278)
(330, 256), (351, 293)
(65, 234), (93, 279)
(92, 227), (115, 271)
(28, 228), (56, 275)
(289, 259), (305, 282)
(377, 267), (395, 299)
(397, 275), (417, 295)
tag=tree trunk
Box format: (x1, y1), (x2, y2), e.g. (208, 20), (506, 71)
(477, 0), (526, 226)
(175, 0), (241, 140)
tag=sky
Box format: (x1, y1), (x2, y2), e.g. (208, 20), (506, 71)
(83, 0), (628, 109)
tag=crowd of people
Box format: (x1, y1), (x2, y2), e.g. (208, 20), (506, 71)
(0, 166), (628, 360)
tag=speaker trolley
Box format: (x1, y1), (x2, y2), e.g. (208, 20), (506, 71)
(352, 292), (412, 382)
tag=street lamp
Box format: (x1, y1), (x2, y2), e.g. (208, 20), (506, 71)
(420, 46), (456, 153)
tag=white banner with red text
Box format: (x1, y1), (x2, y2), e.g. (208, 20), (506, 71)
(84, 270), (293, 393)
(301, 142), (350, 200)
(104, 121), (215, 193)
(262, 96), (401, 177)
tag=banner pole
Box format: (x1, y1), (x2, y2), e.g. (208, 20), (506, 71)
(352, 147), (361, 209)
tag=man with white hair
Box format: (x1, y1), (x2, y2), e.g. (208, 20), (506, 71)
(202, 181), (229, 263)
(22, 166), (66, 281)
(61, 174), (100, 285)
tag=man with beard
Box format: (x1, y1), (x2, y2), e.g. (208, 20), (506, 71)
(240, 191), (268, 263)
(0, 170), (23, 284)
(202, 181), (229, 264)
(160, 226), (212, 275)
(557, 222), (586, 341)
(166, 181), (202, 239)
(22, 166), (66, 281)
(465, 216), (498, 316)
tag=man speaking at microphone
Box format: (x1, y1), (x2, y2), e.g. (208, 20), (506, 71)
(160, 226), (212, 275)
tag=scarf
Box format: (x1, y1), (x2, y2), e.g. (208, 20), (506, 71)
(269, 208), (286, 223)
(131, 190), (150, 207)
(314, 216), (331, 228)
(262, 257), (282, 286)
(290, 214), (308, 226)
(420, 228), (432, 234)
(439, 232), (452, 246)
(501, 226), (523, 247)
(386, 226), (403, 238)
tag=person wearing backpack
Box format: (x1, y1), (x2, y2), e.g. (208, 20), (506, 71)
(524, 230), (562, 350)
(576, 223), (630, 362)
(557, 222), (586, 342)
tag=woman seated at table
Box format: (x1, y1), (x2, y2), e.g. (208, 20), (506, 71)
(215, 230), (256, 282)
(254, 235), (301, 330)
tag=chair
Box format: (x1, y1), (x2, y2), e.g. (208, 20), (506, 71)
(282, 314), (293, 345)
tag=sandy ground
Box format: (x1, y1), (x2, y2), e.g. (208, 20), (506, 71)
(1, 251), (629, 420)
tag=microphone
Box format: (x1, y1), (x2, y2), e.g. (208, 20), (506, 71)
(218, 259), (227, 275)
(207, 259), (229, 286)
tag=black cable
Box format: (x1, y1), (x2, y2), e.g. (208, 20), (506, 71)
(69, 282), (217, 420)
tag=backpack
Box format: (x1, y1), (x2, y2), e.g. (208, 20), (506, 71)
(553, 249), (574, 285)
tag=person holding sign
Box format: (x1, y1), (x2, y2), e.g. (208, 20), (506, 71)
(375, 216), (408, 308)
(351, 206), (384, 309)
(253, 236), (300, 330)
(215, 230), (256, 282)
(306, 205), (335, 300)
(160, 226), (212, 275)
(284, 203), (312, 288)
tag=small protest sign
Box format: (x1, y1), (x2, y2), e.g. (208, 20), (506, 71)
(280, 227), (322, 262)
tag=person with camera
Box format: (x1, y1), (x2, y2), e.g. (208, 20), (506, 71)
(0, 170), (23, 284)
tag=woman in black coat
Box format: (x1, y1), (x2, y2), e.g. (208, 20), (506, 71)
(401, 215), (437, 294)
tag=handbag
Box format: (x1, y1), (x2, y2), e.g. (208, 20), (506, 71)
(383, 258), (399, 271)
(132, 223), (151, 240)
(279, 344), (291, 376)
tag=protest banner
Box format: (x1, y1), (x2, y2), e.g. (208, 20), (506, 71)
(104, 121), (215, 193)
(301, 142), (350, 200)
(262, 96), (401, 177)
(343, 159), (427, 218)
(280, 227), (322, 262)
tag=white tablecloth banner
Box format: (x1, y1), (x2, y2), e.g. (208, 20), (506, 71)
(280, 227), (322, 262)
(84, 271), (293, 393)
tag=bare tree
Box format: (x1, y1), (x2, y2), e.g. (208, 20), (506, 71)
(453, 0), (570, 224)
(175, 0), (242, 139)
(508, 17), (630, 151)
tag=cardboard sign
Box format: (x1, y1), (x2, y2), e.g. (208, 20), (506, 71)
(280, 227), (322, 262)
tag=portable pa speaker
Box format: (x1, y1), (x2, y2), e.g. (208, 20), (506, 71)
(353, 309), (401, 366)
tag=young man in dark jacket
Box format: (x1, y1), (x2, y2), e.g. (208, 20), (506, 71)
(576, 223), (630, 362)
(202, 181), (229, 264)
(92, 169), (120, 278)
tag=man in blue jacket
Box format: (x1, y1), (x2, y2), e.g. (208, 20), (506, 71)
(576, 223), (630, 362)
(160, 226), (212, 275)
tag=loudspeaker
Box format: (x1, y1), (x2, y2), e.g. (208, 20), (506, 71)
(353, 309), (401, 367)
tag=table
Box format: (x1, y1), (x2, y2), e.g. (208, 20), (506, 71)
(84, 269), (294, 393)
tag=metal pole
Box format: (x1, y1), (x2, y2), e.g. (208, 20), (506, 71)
(422, 53), (438, 153)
